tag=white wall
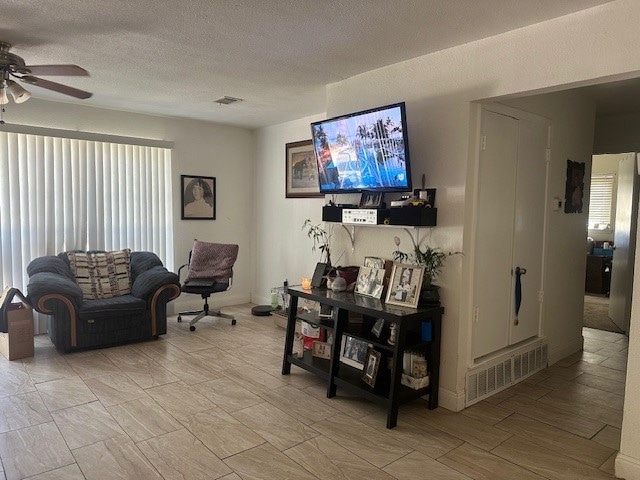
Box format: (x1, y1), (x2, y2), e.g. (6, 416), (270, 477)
(253, 114), (326, 304)
(595, 112), (640, 154)
(4, 98), (255, 311)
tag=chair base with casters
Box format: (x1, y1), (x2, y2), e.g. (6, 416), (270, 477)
(176, 280), (236, 331)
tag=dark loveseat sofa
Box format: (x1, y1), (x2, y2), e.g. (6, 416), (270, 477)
(27, 251), (180, 352)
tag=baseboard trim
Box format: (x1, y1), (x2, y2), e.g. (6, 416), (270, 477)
(615, 452), (640, 479)
(548, 336), (583, 365)
(438, 387), (465, 412)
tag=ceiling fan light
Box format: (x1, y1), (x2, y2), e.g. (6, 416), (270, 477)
(0, 86), (8, 105)
(7, 80), (30, 103)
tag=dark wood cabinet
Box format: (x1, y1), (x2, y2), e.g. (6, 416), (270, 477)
(586, 255), (612, 294)
(281, 286), (443, 428)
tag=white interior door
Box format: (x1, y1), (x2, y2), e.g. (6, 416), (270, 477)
(473, 107), (549, 360)
(608, 152), (638, 333)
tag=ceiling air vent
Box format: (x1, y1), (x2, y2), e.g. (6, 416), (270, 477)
(214, 96), (244, 105)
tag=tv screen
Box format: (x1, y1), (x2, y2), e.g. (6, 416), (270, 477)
(311, 102), (412, 194)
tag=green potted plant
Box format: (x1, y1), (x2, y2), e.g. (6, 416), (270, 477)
(302, 219), (332, 266)
(392, 235), (460, 305)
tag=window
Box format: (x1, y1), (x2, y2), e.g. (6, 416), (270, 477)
(588, 173), (615, 230)
(0, 131), (173, 295)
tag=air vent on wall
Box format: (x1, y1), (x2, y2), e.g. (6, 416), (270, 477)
(465, 340), (548, 406)
(214, 96), (244, 105)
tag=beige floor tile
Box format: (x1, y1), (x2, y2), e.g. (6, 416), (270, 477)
(303, 383), (381, 418)
(460, 401), (512, 426)
(492, 435), (616, 480)
(22, 356), (75, 384)
(223, 443), (318, 480)
(573, 361), (627, 383)
(104, 348), (180, 389)
(554, 350), (606, 367)
(601, 355), (628, 372)
(157, 355), (222, 385)
(592, 344), (628, 357)
(582, 328), (625, 343)
(574, 372), (626, 395)
(164, 332), (215, 352)
(193, 376), (263, 412)
(402, 407), (512, 451)
(480, 388), (516, 406)
(541, 382), (624, 412)
(73, 435), (162, 480)
(135, 338), (193, 362)
(85, 373), (149, 407)
(599, 452), (617, 475)
(497, 394), (606, 438)
(36, 377), (97, 412)
(507, 381), (552, 399)
(180, 408), (265, 458)
(310, 414), (411, 468)
(383, 451), (472, 479)
(538, 392), (623, 429)
(0, 421), (74, 480)
(258, 385), (339, 425)
(26, 463), (85, 479)
(279, 368), (325, 389)
(221, 364), (288, 393)
(51, 400), (125, 449)
(592, 425), (621, 450)
(232, 402), (319, 451)
(0, 363), (36, 398)
(494, 413), (614, 467)
(107, 396), (182, 442)
(138, 428), (232, 479)
(146, 381), (215, 421)
(0, 391), (52, 433)
(219, 474), (242, 480)
(440, 442), (546, 480)
(284, 435), (396, 480)
(65, 352), (122, 379)
(191, 346), (251, 372)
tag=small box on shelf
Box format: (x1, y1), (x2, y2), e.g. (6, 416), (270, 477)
(401, 373), (430, 390)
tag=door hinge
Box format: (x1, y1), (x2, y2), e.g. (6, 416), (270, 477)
(545, 148), (551, 163)
(473, 306), (479, 323)
(538, 290), (544, 303)
(480, 135), (487, 151)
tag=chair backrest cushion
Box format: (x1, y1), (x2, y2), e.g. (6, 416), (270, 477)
(67, 249), (132, 300)
(185, 240), (239, 283)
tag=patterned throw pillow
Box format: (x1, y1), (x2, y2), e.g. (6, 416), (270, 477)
(185, 240), (239, 283)
(67, 249), (132, 300)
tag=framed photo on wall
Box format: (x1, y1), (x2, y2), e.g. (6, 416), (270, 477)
(285, 140), (323, 198)
(564, 159), (585, 213)
(181, 175), (216, 220)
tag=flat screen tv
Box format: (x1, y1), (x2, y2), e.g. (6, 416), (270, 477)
(311, 102), (412, 194)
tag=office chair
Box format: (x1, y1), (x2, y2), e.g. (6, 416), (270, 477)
(177, 240), (239, 331)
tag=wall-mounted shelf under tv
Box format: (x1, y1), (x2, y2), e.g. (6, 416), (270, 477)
(322, 205), (437, 227)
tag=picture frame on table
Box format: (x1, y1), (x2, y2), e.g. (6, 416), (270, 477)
(359, 192), (383, 208)
(385, 263), (425, 308)
(339, 335), (371, 370)
(285, 140), (323, 198)
(362, 347), (382, 387)
(363, 256), (385, 269)
(354, 266), (385, 299)
(181, 175), (216, 220)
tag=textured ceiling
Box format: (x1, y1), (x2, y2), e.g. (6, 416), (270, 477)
(1, 0), (613, 128)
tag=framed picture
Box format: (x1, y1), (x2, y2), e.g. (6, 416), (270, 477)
(339, 335), (371, 370)
(564, 159), (585, 213)
(362, 347), (382, 387)
(312, 341), (331, 360)
(359, 192), (383, 208)
(286, 140), (323, 198)
(364, 256), (385, 269)
(181, 175), (216, 220)
(354, 266), (386, 299)
(385, 264), (425, 308)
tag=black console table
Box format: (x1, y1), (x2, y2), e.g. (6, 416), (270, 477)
(281, 286), (443, 428)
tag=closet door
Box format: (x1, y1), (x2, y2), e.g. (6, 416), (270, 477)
(472, 108), (549, 360)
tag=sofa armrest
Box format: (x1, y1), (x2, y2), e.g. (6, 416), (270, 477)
(131, 266), (180, 302)
(27, 272), (83, 312)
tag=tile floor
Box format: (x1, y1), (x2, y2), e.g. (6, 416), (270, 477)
(0, 306), (627, 479)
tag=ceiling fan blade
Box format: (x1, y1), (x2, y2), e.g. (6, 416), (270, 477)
(21, 76), (92, 99)
(25, 65), (89, 76)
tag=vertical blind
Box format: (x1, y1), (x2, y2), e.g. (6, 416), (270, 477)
(0, 131), (174, 296)
(588, 173), (615, 230)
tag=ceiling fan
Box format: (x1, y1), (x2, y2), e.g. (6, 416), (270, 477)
(0, 41), (92, 105)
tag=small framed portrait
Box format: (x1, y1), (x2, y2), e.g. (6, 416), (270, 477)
(312, 341), (331, 360)
(385, 264), (425, 308)
(339, 335), (371, 370)
(359, 192), (383, 208)
(286, 140), (323, 198)
(354, 266), (386, 299)
(362, 347), (382, 387)
(564, 159), (585, 213)
(363, 256), (385, 269)
(181, 175), (216, 220)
